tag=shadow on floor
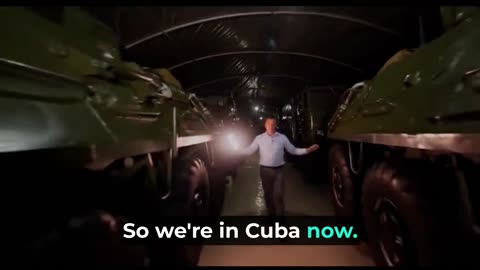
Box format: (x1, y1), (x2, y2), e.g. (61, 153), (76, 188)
(199, 155), (374, 266)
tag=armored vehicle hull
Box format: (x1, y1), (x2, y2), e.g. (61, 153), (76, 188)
(2, 7), (228, 267)
(325, 7), (480, 266)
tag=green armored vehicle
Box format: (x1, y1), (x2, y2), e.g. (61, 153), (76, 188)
(291, 89), (338, 146)
(2, 7), (226, 267)
(326, 7), (479, 266)
(280, 90), (338, 181)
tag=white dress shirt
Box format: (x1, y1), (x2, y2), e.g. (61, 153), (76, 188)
(241, 132), (308, 167)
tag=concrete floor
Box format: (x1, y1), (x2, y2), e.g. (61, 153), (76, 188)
(199, 155), (374, 266)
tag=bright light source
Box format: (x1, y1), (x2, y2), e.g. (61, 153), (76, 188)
(259, 116), (263, 120)
(232, 143), (239, 150)
(282, 116), (287, 120)
(254, 106), (259, 111)
(221, 130), (244, 152)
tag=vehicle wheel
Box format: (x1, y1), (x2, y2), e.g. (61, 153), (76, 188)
(208, 171), (227, 217)
(328, 144), (356, 216)
(151, 153), (210, 267)
(177, 156), (210, 216)
(362, 161), (459, 266)
(25, 210), (148, 268)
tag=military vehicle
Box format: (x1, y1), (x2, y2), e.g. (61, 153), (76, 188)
(202, 96), (238, 127)
(204, 96), (254, 180)
(281, 89), (338, 181)
(290, 89), (338, 146)
(1, 7), (228, 267)
(325, 6), (480, 266)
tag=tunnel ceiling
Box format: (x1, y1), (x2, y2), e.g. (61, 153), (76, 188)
(85, 6), (429, 108)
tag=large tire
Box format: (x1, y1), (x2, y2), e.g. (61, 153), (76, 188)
(171, 154), (210, 217)
(150, 153), (210, 267)
(207, 169), (227, 217)
(362, 161), (460, 266)
(24, 210), (147, 268)
(328, 144), (356, 217)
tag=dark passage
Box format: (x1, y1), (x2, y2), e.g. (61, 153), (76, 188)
(3, 6), (479, 268)
(199, 155), (373, 266)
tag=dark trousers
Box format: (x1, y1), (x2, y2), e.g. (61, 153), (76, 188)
(259, 166), (285, 217)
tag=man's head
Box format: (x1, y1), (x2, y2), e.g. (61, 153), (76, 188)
(264, 117), (277, 135)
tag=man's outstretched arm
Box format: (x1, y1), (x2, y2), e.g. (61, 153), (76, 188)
(239, 136), (259, 156)
(284, 136), (319, 155)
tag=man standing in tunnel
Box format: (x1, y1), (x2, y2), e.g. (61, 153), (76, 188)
(239, 116), (319, 218)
